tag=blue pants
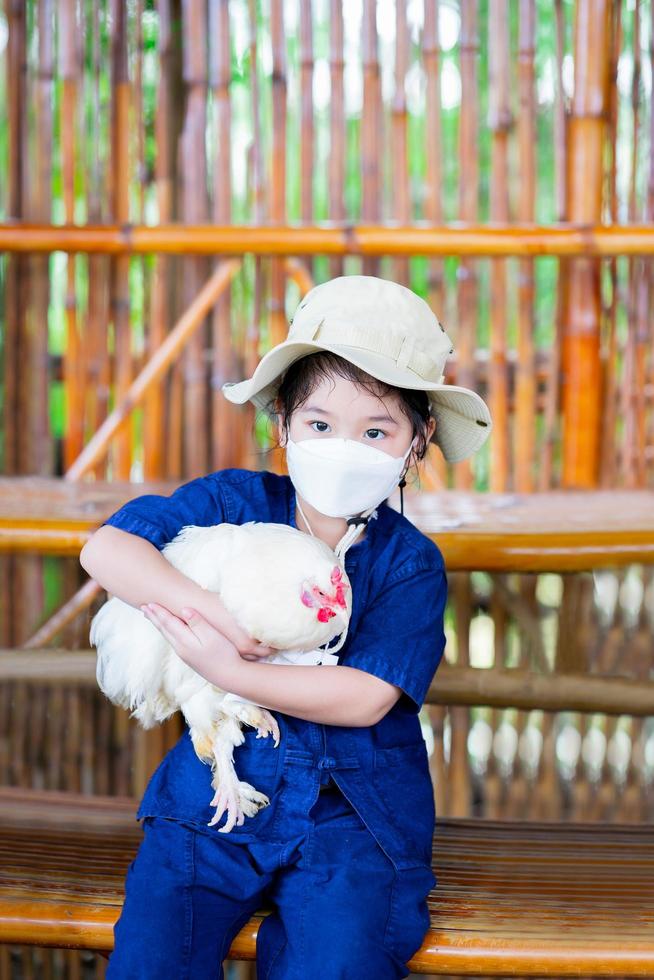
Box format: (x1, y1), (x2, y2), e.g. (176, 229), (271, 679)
(106, 780), (434, 979)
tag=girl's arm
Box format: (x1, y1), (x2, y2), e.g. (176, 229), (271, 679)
(142, 602), (402, 727)
(80, 526), (275, 659)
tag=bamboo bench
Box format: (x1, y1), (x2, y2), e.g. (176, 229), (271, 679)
(0, 787), (652, 976)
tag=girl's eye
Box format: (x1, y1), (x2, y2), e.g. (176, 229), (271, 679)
(365, 428), (385, 439)
(310, 420), (330, 433)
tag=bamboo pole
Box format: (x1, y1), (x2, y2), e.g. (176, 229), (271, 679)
(2, 0), (27, 651)
(425, 665), (654, 718)
(328, 0), (346, 282)
(87, 0), (112, 486)
(63, 259), (241, 481)
(21, 580), (101, 651)
(361, 0), (382, 278)
(209, 0), (239, 472)
(246, 0), (270, 474)
(538, 0), (567, 495)
(5, 222), (654, 255)
(299, 0), (315, 268)
(3, 654), (653, 718)
(143, 0), (174, 481)
(515, 0), (537, 495)
(180, 0), (210, 478)
(561, 0), (612, 487)
(392, 0), (410, 286)
(109, 0), (133, 480)
(647, 1), (654, 489)
(269, 0), (287, 356)
(488, 0), (511, 493)
(448, 0), (481, 821)
(419, 0), (448, 495)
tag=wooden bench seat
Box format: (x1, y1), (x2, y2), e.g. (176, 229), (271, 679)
(0, 787), (652, 975)
(2, 475), (654, 570)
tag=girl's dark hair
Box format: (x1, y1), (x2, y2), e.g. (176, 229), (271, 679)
(270, 351), (433, 471)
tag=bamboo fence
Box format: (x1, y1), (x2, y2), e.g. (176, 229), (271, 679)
(1, 1), (654, 977)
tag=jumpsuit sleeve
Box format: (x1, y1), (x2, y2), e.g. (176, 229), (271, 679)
(342, 557), (448, 715)
(99, 475), (226, 551)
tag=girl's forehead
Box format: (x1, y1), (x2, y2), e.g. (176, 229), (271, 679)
(303, 372), (397, 401)
(296, 374), (403, 413)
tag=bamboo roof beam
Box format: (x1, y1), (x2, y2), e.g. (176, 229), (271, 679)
(5, 223), (654, 256)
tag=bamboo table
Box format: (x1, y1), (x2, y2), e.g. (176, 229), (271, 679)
(1, 476), (654, 571)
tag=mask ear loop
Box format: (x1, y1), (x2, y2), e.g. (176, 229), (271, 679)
(318, 505), (377, 655)
(398, 434), (418, 517)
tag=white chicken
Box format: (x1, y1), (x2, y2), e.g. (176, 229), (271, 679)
(90, 521), (352, 833)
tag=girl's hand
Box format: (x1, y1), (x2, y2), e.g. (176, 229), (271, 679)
(141, 603), (244, 684)
(192, 593), (277, 662)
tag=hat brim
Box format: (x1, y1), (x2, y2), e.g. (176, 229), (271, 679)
(222, 339), (492, 463)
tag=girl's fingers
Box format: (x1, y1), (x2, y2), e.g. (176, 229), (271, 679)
(142, 604), (190, 649)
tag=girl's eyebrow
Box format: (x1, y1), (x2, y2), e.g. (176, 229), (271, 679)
(301, 404), (398, 425)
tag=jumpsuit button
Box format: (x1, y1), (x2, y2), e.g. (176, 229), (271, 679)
(318, 757), (336, 788)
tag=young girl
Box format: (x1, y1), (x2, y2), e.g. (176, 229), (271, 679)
(80, 274), (491, 979)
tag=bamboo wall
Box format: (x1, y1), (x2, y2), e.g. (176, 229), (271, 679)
(1, 1), (654, 976)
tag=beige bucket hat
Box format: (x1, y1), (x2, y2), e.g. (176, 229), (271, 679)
(222, 275), (492, 463)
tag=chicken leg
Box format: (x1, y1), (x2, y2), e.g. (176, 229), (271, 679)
(207, 715), (272, 832)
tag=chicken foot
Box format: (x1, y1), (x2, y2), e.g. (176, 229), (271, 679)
(207, 718), (271, 832)
(228, 701), (281, 747)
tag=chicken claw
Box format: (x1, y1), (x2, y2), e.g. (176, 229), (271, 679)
(208, 775), (270, 833)
(232, 703), (281, 747)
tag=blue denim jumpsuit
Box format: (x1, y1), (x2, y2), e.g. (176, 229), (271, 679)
(101, 468), (448, 979)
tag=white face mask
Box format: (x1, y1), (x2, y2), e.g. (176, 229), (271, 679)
(285, 435), (416, 519)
